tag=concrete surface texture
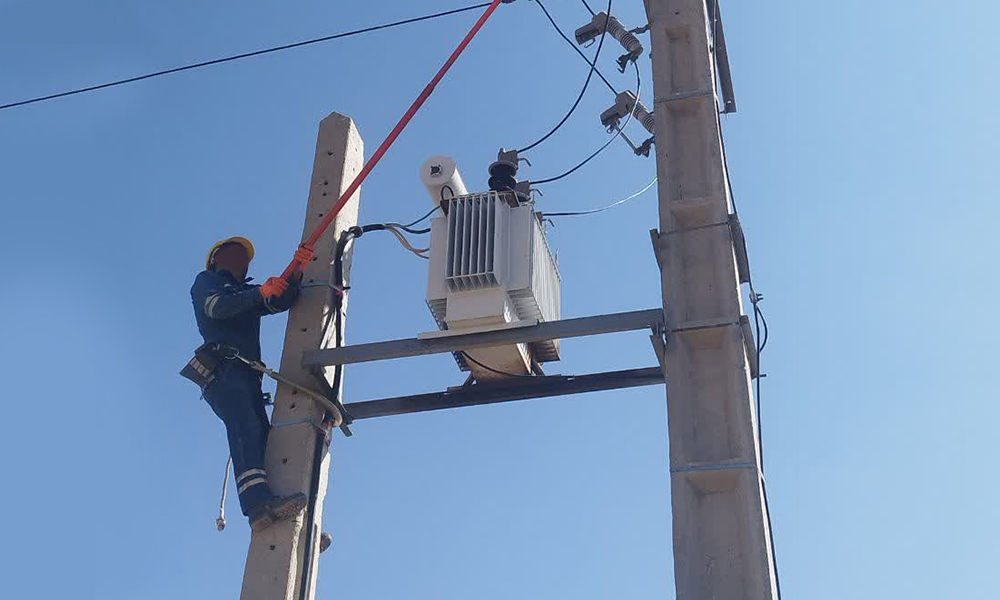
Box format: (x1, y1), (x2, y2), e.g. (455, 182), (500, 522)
(240, 112), (363, 600)
(644, 0), (779, 597)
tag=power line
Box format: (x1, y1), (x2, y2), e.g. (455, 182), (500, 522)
(533, 59), (639, 185)
(534, 0), (618, 95)
(517, 0), (613, 154)
(580, 0), (597, 16)
(542, 175), (656, 217)
(0, 3), (492, 112)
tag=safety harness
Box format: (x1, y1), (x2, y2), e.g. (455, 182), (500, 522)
(180, 343), (344, 428)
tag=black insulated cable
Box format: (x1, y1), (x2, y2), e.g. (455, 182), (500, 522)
(534, 0), (618, 95)
(533, 59), (640, 186)
(397, 205), (441, 233)
(516, 0), (613, 154)
(461, 352), (535, 379)
(1, 3), (492, 111)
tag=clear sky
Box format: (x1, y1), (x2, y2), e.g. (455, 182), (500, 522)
(1, 0), (997, 598)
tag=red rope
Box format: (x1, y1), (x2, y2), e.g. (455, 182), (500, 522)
(280, 0), (506, 280)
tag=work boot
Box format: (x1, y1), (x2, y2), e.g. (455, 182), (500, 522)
(249, 493), (308, 531)
(319, 531), (333, 554)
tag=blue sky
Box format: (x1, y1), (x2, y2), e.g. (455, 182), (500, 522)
(1, 0), (997, 598)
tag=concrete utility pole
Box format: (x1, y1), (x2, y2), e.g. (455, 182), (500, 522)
(643, 1), (779, 598)
(241, 112), (364, 600)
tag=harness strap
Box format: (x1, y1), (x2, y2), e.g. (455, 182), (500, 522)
(230, 355), (344, 428)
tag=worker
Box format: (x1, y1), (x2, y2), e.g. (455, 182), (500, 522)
(187, 236), (314, 531)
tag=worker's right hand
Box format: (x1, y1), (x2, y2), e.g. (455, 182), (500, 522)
(260, 277), (289, 300)
(293, 246), (315, 267)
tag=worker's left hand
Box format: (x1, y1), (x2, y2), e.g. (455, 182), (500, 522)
(294, 246), (315, 266)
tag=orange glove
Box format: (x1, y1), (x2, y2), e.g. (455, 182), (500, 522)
(260, 277), (289, 300)
(294, 246), (315, 266)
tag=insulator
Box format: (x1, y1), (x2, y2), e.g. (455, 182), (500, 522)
(632, 99), (655, 135)
(604, 15), (643, 58)
(575, 12), (644, 61)
(488, 148), (520, 193)
(601, 91), (655, 135)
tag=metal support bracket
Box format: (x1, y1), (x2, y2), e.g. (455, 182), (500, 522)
(649, 330), (666, 371)
(649, 228), (663, 273)
(728, 212), (751, 284)
(344, 367), (665, 420)
(670, 461), (756, 474)
(707, 0), (737, 114)
(739, 314), (759, 379)
(302, 309), (664, 368)
(654, 89), (713, 106)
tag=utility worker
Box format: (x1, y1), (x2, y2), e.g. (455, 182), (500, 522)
(188, 236), (314, 530)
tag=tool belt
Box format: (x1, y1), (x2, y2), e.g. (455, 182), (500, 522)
(179, 342), (231, 388)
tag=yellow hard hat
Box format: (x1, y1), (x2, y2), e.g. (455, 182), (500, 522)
(206, 236), (255, 270)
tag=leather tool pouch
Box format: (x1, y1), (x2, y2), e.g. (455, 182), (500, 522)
(180, 342), (225, 388)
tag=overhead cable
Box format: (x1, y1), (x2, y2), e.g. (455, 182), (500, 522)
(533, 59), (640, 186)
(533, 0), (618, 95)
(543, 176), (656, 217)
(516, 0), (613, 154)
(278, 0), (506, 280)
(580, 0), (597, 16)
(0, 3), (493, 112)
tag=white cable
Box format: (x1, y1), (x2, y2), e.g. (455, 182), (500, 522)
(543, 176), (657, 217)
(217, 456), (231, 531)
(384, 225), (430, 258)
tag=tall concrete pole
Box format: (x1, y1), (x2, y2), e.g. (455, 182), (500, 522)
(241, 112), (364, 600)
(642, 1), (779, 598)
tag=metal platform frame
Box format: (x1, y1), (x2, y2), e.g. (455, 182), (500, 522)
(303, 308), (667, 420)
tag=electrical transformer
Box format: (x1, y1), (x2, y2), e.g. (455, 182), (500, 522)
(420, 156), (561, 380)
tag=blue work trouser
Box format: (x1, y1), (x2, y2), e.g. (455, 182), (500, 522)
(204, 362), (272, 516)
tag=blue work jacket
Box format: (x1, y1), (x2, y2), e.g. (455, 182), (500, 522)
(190, 269), (298, 362)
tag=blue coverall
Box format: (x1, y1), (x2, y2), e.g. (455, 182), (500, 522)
(190, 268), (299, 516)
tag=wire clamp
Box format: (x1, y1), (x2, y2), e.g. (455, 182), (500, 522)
(271, 417), (330, 436)
(301, 281), (348, 298)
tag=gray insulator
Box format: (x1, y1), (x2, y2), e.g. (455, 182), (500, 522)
(632, 99), (655, 135)
(604, 14), (643, 58)
(576, 12), (644, 59)
(602, 91), (655, 135)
